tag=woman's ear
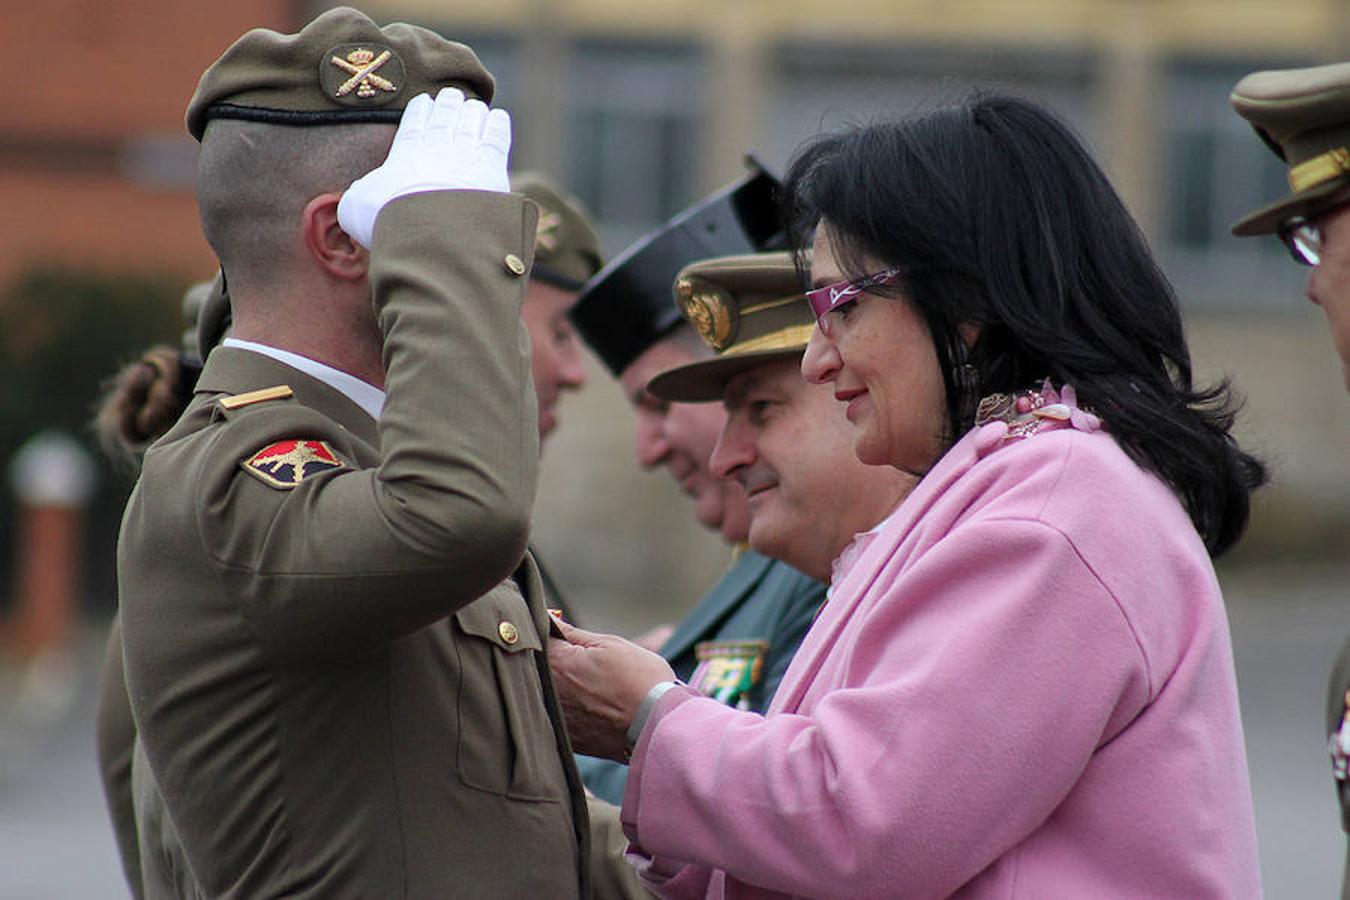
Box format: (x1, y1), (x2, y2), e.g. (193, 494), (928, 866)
(958, 322), (982, 348)
(301, 193), (368, 282)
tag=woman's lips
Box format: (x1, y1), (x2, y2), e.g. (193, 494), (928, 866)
(837, 388), (868, 422)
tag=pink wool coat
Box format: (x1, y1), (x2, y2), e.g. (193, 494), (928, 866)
(620, 411), (1261, 899)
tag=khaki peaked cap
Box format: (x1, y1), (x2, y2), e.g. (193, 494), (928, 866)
(1231, 60), (1350, 235)
(510, 173), (604, 290)
(187, 6), (493, 141)
(648, 252), (814, 403)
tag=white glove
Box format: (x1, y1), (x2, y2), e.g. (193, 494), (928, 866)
(338, 87), (512, 248)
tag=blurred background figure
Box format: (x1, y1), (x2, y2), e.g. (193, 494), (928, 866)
(0, 0), (1347, 895)
(511, 171), (603, 449)
(509, 171), (606, 623)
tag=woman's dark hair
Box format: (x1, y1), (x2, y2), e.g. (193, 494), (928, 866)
(782, 92), (1266, 556)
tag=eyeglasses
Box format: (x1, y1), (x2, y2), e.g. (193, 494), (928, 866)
(1278, 217), (1322, 266)
(805, 268), (903, 323)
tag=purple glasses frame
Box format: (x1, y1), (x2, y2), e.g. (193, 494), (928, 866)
(805, 268), (903, 323)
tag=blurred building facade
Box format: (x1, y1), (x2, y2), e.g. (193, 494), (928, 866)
(1, 0), (1347, 628)
(0, 0), (302, 286)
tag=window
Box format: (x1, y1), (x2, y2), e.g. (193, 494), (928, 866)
(1162, 58), (1311, 309)
(568, 40), (702, 251)
(766, 41), (1099, 173)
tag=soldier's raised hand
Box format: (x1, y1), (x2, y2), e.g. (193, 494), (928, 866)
(338, 87), (512, 247)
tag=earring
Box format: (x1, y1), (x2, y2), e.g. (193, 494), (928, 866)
(955, 362), (980, 426)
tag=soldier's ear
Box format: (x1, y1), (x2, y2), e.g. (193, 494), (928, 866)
(301, 193), (369, 282)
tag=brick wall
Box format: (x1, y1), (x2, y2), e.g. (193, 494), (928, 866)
(0, 0), (299, 286)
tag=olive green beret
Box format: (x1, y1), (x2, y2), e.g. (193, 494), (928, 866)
(510, 172), (604, 290)
(186, 6), (493, 141)
(647, 252), (813, 403)
(1231, 60), (1350, 236)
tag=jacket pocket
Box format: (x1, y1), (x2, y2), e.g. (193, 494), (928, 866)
(453, 581), (567, 802)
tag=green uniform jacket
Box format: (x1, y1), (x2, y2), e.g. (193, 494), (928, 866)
(577, 549), (824, 805)
(118, 192), (588, 899)
(1329, 634), (1350, 900)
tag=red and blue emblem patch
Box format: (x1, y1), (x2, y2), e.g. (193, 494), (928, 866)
(241, 439), (348, 489)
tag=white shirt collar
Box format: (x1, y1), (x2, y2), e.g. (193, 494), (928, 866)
(221, 338), (385, 422)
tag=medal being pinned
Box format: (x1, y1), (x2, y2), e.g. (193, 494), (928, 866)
(689, 639), (768, 709)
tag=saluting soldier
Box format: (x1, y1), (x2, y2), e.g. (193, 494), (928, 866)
(1229, 60), (1350, 899)
(96, 176), (601, 896)
(117, 8), (587, 898)
(567, 166), (826, 805)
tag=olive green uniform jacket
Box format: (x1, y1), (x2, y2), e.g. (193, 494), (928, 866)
(576, 550), (824, 806)
(118, 192), (588, 899)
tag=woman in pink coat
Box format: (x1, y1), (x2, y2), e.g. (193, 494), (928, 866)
(550, 93), (1267, 898)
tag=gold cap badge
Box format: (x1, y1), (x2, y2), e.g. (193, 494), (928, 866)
(675, 276), (737, 351)
(321, 43), (405, 106)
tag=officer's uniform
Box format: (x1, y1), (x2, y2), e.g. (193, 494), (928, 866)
(1230, 61), (1350, 898)
(117, 9), (586, 897)
(568, 171), (825, 805)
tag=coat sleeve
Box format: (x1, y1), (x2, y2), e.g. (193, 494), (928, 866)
(622, 518), (1151, 899)
(186, 191), (540, 655)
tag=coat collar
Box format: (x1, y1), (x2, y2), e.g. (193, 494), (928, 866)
(659, 549), (776, 661)
(196, 347), (380, 447)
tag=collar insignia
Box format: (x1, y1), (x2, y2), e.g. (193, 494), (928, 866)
(535, 211), (562, 253)
(241, 439), (348, 490)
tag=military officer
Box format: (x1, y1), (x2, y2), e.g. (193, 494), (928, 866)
(512, 172), (603, 445)
(647, 252), (915, 587)
(1229, 60), (1350, 898)
(96, 175), (601, 896)
(567, 165), (826, 805)
(117, 8), (587, 897)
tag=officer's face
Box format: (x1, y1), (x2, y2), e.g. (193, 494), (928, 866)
(711, 358), (913, 581)
(522, 280), (587, 443)
(1304, 203), (1350, 392)
(620, 339), (751, 544)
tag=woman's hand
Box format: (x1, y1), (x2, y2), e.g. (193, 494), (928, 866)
(548, 619), (676, 762)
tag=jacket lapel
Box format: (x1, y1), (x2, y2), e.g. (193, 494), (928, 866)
(658, 550), (774, 662)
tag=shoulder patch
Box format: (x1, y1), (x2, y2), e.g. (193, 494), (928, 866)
(241, 439), (348, 490)
(218, 385), (294, 411)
